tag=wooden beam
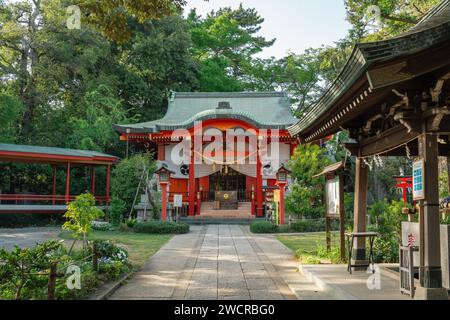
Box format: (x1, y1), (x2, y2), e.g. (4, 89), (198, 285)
(345, 125), (419, 157)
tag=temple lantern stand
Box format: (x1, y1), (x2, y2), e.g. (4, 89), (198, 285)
(275, 165), (291, 225)
(155, 166), (174, 222)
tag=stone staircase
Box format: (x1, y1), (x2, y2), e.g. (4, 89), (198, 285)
(180, 202), (255, 225)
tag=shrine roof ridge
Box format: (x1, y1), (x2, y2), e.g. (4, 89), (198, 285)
(114, 91), (298, 134)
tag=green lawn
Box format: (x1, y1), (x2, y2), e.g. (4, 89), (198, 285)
(59, 230), (172, 268)
(277, 232), (343, 264)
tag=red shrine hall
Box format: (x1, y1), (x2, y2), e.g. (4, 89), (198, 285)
(114, 92), (299, 219)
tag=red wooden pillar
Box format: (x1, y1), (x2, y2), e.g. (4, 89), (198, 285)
(106, 164), (111, 203)
(188, 145), (196, 216)
(256, 142), (264, 217)
(91, 166), (96, 196)
(65, 163), (71, 204)
(251, 185), (255, 216)
(52, 165), (57, 205)
(161, 182), (168, 222)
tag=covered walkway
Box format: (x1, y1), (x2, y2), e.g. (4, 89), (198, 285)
(0, 143), (118, 213)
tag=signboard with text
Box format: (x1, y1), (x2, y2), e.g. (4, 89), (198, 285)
(325, 176), (340, 217)
(413, 159), (425, 200)
(173, 194), (183, 208)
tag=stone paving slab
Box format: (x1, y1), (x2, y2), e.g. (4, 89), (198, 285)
(0, 227), (62, 250)
(109, 224), (333, 300)
(299, 264), (411, 300)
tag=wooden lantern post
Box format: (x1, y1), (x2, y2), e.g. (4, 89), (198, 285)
(275, 165), (291, 225)
(155, 166), (174, 222)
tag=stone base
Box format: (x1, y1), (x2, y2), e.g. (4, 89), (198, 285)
(351, 248), (369, 271)
(351, 259), (370, 272)
(415, 287), (449, 300)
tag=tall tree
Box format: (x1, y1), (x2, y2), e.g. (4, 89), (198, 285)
(187, 5), (275, 91)
(344, 0), (440, 39)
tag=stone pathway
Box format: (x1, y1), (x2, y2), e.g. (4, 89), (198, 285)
(0, 227), (61, 251)
(110, 225), (330, 300)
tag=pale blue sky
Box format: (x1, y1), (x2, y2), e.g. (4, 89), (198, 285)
(184, 0), (352, 58)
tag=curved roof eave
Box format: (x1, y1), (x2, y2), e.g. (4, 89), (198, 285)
(288, 0), (450, 138)
(114, 111), (297, 134)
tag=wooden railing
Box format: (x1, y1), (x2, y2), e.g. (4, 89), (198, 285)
(0, 194), (110, 205)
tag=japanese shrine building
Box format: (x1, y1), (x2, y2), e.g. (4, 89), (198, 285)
(114, 92), (298, 218)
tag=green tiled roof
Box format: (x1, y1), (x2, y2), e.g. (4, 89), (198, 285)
(0, 143), (117, 160)
(114, 92), (298, 134)
(288, 0), (450, 137)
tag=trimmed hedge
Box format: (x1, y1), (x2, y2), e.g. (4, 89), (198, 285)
(133, 221), (190, 234)
(250, 221), (278, 234)
(289, 220), (325, 233)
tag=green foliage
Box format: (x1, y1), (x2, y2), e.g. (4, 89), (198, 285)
(439, 171), (449, 199)
(63, 193), (104, 242)
(75, 0), (186, 43)
(110, 154), (156, 215)
(290, 220), (326, 233)
(294, 245), (343, 265)
(107, 198), (127, 226)
(250, 221), (278, 234)
(66, 85), (129, 153)
(344, 0), (440, 40)
(133, 221), (190, 234)
(286, 144), (330, 219)
(0, 92), (23, 143)
(94, 240), (129, 264)
(91, 221), (113, 231)
(368, 199), (408, 263)
(0, 240), (66, 300)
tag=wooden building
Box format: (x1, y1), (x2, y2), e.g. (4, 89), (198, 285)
(289, 1), (450, 299)
(114, 92), (298, 220)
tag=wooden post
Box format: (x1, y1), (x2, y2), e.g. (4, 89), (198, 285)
(416, 133), (447, 299)
(161, 183), (168, 222)
(65, 163), (71, 204)
(91, 166), (96, 196)
(339, 173), (346, 262)
(92, 242), (98, 272)
(326, 216), (331, 252)
(256, 146), (264, 217)
(47, 262), (57, 300)
(353, 157), (369, 268)
(188, 144), (196, 216)
(251, 185), (255, 216)
(52, 165), (57, 205)
(106, 164), (111, 203)
(278, 183), (286, 225)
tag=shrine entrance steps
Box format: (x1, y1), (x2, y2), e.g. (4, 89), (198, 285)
(181, 202), (255, 225)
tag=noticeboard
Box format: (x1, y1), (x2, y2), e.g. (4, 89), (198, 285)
(325, 176), (340, 217)
(173, 194), (183, 208)
(412, 159), (425, 200)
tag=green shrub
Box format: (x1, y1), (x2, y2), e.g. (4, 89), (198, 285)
(91, 221), (113, 231)
(133, 221), (190, 234)
(250, 221), (278, 234)
(94, 240), (128, 263)
(368, 199), (407, 263)
(107, 198), (127, 225)
(290, 220), (325, 232)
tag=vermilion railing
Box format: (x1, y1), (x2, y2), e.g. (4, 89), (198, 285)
(0, 194), (109, 205)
